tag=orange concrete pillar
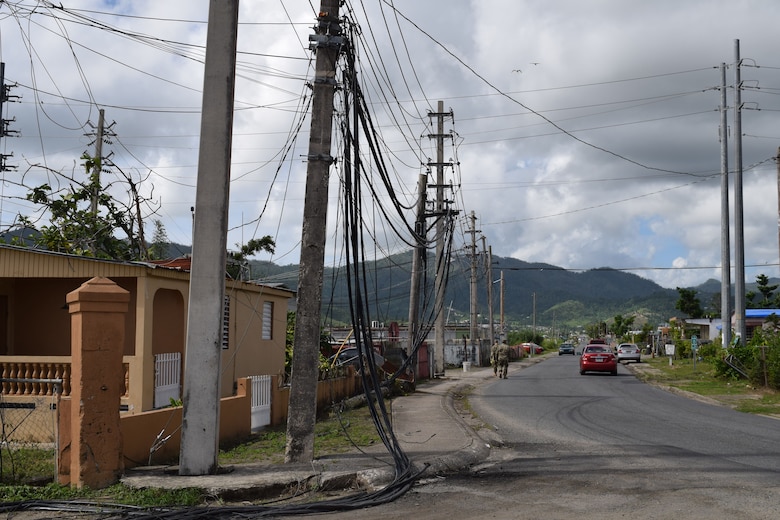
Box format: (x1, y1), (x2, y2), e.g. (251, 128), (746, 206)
(66, 277), (130, 489)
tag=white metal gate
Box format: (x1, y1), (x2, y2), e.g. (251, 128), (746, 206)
(154, 352), (181, 409)
(250, 375), (271, 432)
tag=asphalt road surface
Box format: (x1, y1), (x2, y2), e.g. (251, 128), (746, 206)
(315, 356), (780, 520)
(11, 357), (780, 519)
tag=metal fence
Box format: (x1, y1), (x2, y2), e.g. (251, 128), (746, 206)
(0, 378), (61, 484)
(250, 375), (271, 432)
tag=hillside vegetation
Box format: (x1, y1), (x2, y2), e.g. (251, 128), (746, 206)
(251, 251), (684, 330)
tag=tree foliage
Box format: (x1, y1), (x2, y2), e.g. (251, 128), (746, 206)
(148, 219), (170, 260)
(18, 153), (158, 260)
(506, 329), (544, 345)
(611, 314), (635, 340)
(585, 321), (607, 339)
(746, 274), (779, 309)
(675, 287), (703, 318)
(226, 236), (276, 280)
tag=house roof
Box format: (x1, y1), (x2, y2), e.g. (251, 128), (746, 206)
(745, 309), (780, 319)
(148, 257), (193, 271)
(0, 245), (294, 295)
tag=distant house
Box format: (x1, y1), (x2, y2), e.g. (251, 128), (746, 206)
(735, 309), (780, 341)
(0, 244), (294, 413)
(682, 317), (722, 343)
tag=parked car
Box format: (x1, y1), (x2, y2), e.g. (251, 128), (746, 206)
(558, 343), (575, 355)
(616, 343), (641, 363)
(579, 344), (618, 375)
(521, 342), (543, 355)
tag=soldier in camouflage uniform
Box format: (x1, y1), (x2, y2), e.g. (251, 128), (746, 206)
(497, 341), (510, 379)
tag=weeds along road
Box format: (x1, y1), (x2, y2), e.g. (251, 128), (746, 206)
(314, 355), (780, 520)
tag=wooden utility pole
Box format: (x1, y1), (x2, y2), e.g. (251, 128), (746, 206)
(500, 271), (505, 342)
(468, 211), (479, 364)
(285, 1), (342, 463)
(179, 0), (239, 476)
(531, 292), (536, 357)
(484, 240), (494, 348)
(407, 173), (427, 358)
(89, 109), (105, 216)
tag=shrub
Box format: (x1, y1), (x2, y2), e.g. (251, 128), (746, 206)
(697, 341), (720, 361)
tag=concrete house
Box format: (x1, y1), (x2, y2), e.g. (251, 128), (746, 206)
(0, 244), (294, 413)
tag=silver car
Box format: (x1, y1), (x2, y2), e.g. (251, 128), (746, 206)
(616, 343), (641, 363)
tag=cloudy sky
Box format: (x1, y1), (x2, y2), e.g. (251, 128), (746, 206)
(1, 0), (779, 290)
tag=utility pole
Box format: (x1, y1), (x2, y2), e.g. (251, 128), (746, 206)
(407, 173), (427, 360)
(500, 271), (505, 342)
(531, 292), (536, 358)
(484, 240), (494, 348)
(285, 0), (342, 463)
(719, 62), (732, 349)
(90, 109), (105, 216)
(1, 62), (19, 177)
(733, 39), (746, 344)
(179, 0), (239, 476)
(776, 146), (780, 279)
(468, 211), (479, 364)
(428, 101), (454, 376)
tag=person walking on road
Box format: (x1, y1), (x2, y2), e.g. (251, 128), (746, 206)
(490, 341), (500, 376)
(497, 341), (510, 379)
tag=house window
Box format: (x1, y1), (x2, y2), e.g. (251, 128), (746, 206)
(262, 301), (273, 340)
(222, 295), (230, 349)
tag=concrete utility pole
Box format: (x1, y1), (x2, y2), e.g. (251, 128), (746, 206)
(468, 211), (479, 364)
(407, 173), (427, 359)
(428, 101), (453, 376)
(719, 62), (732, 349)
(179, 0), (239, 476)
(733, 39), (746, 343)
(285, 0), (342, 464)
(776, 146), (780, 276)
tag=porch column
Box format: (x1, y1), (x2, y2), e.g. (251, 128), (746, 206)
(66, 277), (130, 489)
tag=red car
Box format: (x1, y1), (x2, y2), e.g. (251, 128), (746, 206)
(521, 342), (543, 355)
(579, 344), (618, 375)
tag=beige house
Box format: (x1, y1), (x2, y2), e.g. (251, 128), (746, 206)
(0, 244), (294, 413)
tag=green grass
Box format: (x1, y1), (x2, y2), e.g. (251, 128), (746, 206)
(733, 392), (780, 415)
(1, 402), (382, 505)
(0, 481), (203, 505)
(638, 356), (780, 415)
(219, 404), (380, 465)
(1, 446), (56, 485)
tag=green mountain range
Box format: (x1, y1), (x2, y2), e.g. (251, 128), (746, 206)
(249, 251), (698, 332)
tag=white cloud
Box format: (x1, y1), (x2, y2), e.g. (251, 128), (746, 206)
(1, 0), (779, 288)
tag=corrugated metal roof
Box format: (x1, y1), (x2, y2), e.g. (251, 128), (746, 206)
(745, 309), (780, 318)
(0, 245), (294, 295)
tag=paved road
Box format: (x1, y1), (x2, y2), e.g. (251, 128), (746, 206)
(476, 355), (780, 469)
(316, 356), (780, 520)
(11, 358), (780, 519)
